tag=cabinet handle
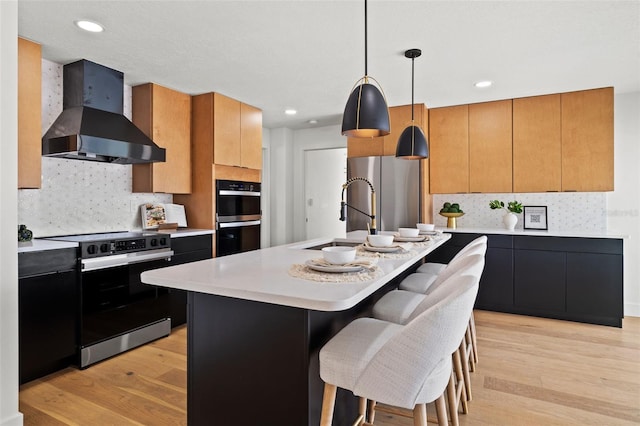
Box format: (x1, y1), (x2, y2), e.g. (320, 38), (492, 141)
(546, 190), (558, 192)
(564, 190), (577, 192)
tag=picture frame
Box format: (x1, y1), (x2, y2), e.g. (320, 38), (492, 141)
(523, 206), (548, 230)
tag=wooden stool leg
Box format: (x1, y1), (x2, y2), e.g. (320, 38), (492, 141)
(446, 371), (460, 426)
(453, 347), (469, 414)
(358, 397), (367, 424)
(460, 341), (472, 401)
(368, 400), (377, 424)
(413, 403), (428, 426)
(470, 313), (478, 364)
(466, 325), (476, 372)
(434, 394), (449, 426)
(320, 383), (337, 426)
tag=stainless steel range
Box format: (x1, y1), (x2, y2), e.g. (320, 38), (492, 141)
(45, 231), (173, 368)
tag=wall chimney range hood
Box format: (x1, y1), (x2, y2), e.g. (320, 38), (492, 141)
(42, 59), (165, 164)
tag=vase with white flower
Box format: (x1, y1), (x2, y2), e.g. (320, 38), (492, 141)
(489, 200), (523, 230)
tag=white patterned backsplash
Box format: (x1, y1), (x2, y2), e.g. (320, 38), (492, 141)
(432, 193), (607, 232)
(18, 58), (171, 238)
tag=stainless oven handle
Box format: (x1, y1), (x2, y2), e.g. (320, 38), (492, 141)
(218, 190), (261, 197)
(81, 248), (174, 272)
(218, 220), (261, 229)
(217, 214), (261, 223)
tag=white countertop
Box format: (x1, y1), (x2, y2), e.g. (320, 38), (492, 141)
(18, 239), (78, 253)
(141, 231), (451, 312)
(439, 226), (627, 239)
(151, 228), (214, 238)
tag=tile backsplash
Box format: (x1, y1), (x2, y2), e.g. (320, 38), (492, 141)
(18, 59), (171, 237)
(432, 192), (607, 232)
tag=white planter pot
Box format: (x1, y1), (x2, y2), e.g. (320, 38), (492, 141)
(503, 212), (518, 230)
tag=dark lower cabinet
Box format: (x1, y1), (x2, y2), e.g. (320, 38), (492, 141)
(168, 234), (213, 327)
(19, 248), (78, 384)
(428, 232), (623, 327)
(514, 249), (566, 312)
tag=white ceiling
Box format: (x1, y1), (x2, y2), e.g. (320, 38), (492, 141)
(18, 0), (640, 130)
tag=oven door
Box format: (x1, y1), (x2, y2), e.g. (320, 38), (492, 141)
(80, 258), (171, 348)
(216, 220), (261, 257)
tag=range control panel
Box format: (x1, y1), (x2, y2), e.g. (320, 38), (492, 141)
(80, 235), (170, 259)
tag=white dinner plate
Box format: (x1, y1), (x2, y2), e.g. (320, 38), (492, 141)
(305, 259), (364, 273)
(394, 235), (427, 242)
(362, 244), (403, 253)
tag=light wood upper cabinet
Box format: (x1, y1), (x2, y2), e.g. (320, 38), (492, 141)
(240, 102), (263, 169)
(213, 93), (241, 167)
(347, 104), (426, 158)
(211, 93), (262, 169)
(132, 83), (191, 194)
(561, 87), (614, 191)
(429, 105), (469, 194)
(469, 100), (513, 193)
(513, 94), (562, 192)
(18, 37), (42, 189)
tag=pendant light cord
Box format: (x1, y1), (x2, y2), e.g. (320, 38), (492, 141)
(411, 55), (415, 121)
(364, 0), (368, 77)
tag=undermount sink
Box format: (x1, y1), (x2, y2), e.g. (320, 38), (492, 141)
(305, 240), (362, 250)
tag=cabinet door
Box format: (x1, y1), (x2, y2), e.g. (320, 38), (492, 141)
(469, 100), (512, 193)
(132, 83), (192, 194)
(514, 249), (565, 312)
(240, 103), (263, 169)
(561, 87), (614, 191)
(214, 93), (242, 166)
(429, 105), (469, 194)
(19, 270), (77, 384)
(513, 94), (561, 192)
(477, 247), (514, 311)
(18, 37), (42, 189)
(566, 252), (622, 320)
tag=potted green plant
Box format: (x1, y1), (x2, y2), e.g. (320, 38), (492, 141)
(489, 200), (523, 230)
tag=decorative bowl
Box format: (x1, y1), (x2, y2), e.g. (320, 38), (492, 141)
(439, 212), (464, 229)
(366, 234), (395, 247)
(416, 223), (435, 232)
(321, 246), (356, 265)
(398, 227), (420, 237)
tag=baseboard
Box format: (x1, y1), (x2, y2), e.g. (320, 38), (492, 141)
(1, 412), (23, 426)
(624, 302), (640, 317)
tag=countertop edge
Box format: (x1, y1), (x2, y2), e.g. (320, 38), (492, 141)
(439, 227), (627, 239)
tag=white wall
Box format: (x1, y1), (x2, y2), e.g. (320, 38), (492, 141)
(0, 2), (24, 425)
(608, 92), (640, 316)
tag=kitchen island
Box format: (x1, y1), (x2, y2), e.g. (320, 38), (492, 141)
(141, 231), (450, 425)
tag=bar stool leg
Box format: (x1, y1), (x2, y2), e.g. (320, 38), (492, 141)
(320, 383), (337, 426)
(413, 403), (428, 426)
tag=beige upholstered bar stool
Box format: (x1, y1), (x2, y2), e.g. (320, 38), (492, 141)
(414, 235), (487, 276)
(400, 237), (487, 369)
(371, 254), (485, 425)
(319, 275), (479, 426)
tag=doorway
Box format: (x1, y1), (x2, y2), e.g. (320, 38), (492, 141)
(304, 148), (347, 240)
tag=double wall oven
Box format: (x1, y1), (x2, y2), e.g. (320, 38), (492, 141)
(216, 180), (261, 256)
(46, 232), (173, 368)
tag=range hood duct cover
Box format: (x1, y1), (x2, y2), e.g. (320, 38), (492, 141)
(42, 59), (165, 164)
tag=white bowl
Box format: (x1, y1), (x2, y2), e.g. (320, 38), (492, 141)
(398, 227), (420, 237)
(416, 223), (435, 232)
(366, 234), (395, 247)
(321, 246), (356, 265)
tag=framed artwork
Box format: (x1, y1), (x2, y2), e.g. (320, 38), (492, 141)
(523, 206), (548, 230)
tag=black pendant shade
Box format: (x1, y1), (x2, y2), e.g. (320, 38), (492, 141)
(396, 125), (429, 159)
(396, 48), (429, 159)
(342, 80), (390, 138)
(341, 0), (390, 138)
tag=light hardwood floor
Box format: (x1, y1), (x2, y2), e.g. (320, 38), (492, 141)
(19, 311), (640, 425)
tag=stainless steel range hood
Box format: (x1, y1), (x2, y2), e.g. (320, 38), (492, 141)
(42, 60), (165, 164)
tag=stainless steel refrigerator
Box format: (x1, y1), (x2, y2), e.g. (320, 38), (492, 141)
(346, 156), (421, 232)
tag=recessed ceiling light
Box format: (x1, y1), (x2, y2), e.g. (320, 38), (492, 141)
(308, 119), (318, 124)
(75, 20), (104, 33)
(285, 109), (297, 115)
(474, 80), (492, 88)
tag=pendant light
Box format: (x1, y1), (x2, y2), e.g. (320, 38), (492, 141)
(341, 0), (390, 138)
(396, 48), (429, 159)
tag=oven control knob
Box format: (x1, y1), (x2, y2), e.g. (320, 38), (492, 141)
(87, 244), (97, 255)
(100, 243), (110, 253)
(150, 238), (158, 247)
(160, 237), (168, 246)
